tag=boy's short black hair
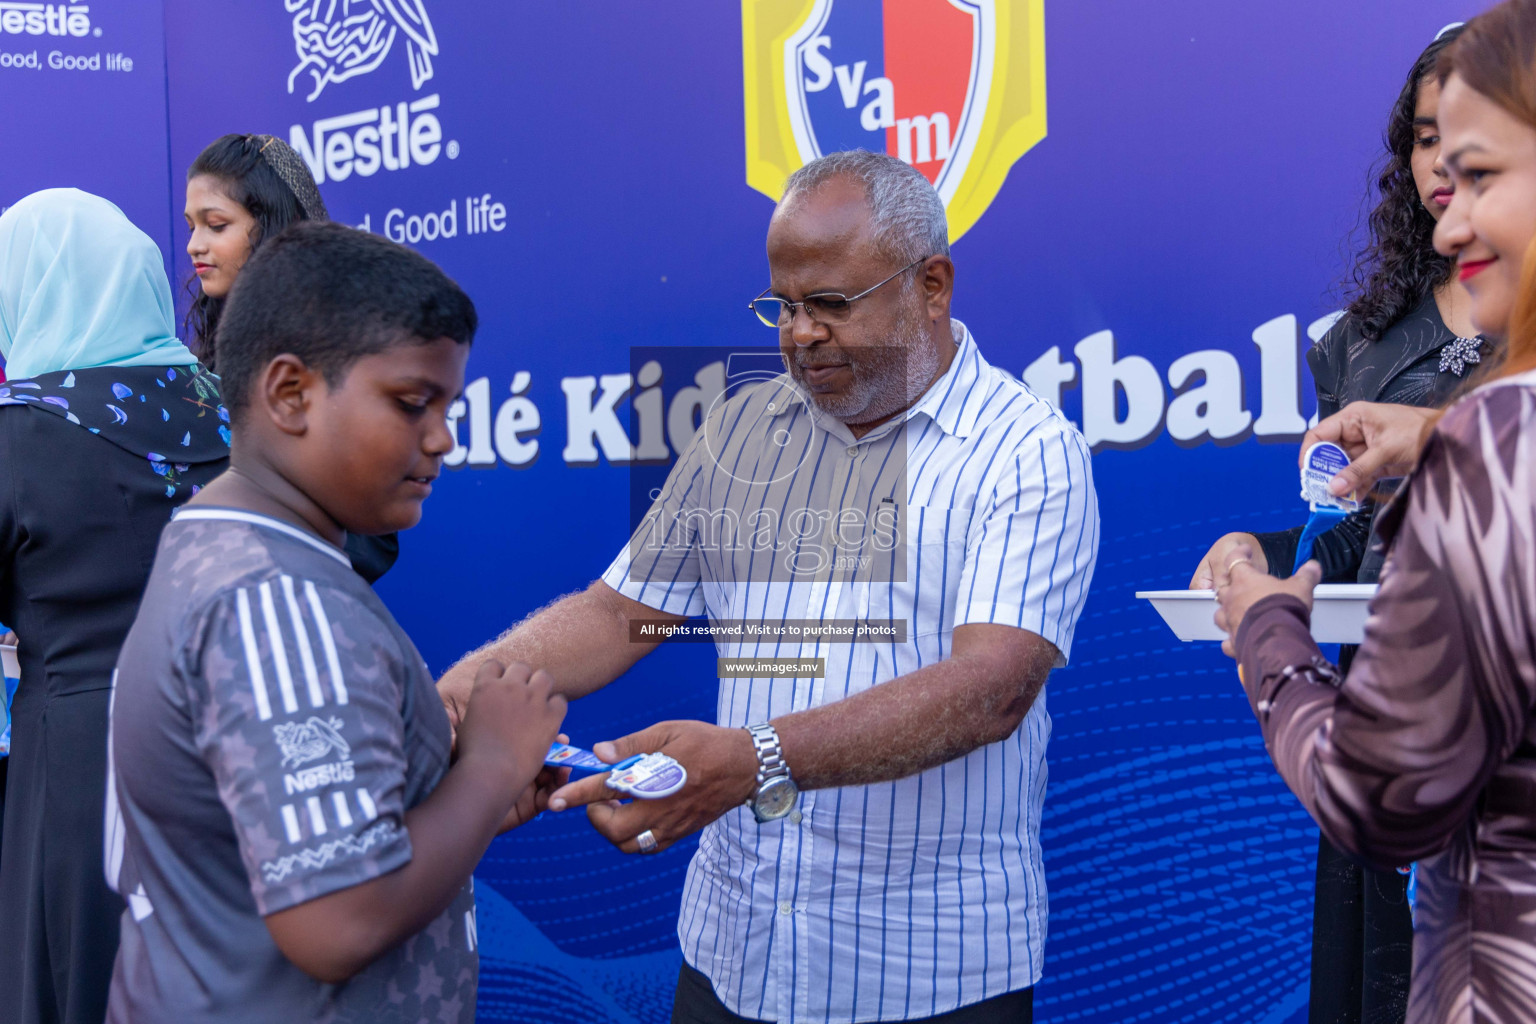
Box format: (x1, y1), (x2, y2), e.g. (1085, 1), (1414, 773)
(216, 221), (477, 413)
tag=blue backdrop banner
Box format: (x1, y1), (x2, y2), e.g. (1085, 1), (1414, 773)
(0, 1), (172, 253)
(2, 1), (1480, 1020)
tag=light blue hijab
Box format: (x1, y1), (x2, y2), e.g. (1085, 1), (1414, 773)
(0, 188), (195, 380)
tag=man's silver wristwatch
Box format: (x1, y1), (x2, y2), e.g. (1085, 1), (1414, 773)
(744, 723), (798, 823)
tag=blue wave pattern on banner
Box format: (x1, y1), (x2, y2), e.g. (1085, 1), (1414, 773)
(475, 883), (681, 1022)
(1031, 497), (1318, 1024)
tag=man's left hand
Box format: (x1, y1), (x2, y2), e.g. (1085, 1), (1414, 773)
(546, 720), (759, 854)
(1213, 543), (1321, 658)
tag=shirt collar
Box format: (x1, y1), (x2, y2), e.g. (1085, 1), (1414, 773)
(172, 507), (351, 566)
(907, 320), (984, 439)
(768, 319), (986, 442)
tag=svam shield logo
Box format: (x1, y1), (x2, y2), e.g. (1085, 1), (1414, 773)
(743, 0), (1044, 242)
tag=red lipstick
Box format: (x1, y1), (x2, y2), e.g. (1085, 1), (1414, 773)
(1459, 258), (1495, 282)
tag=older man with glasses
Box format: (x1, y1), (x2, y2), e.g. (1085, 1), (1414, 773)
(439, 149), (1099, 1024)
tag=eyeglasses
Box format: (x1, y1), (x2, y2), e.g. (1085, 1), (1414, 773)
(749, 255), (932, 328)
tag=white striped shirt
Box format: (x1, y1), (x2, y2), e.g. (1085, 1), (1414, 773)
(602, 322), (1099, 1022)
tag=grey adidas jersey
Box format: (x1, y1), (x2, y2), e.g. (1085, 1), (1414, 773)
(106, 508), (476, 1024)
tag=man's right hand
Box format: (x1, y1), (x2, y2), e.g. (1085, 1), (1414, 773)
(455, 659), (567, 810)
(1190, 533), (1268, 590)
(1301, 402), (1434, 497)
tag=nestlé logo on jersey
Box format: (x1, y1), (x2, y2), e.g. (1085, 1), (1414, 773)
(743, 0), (1046, 241)
(284, 0), (455, 185)
(0, 3), (93, 38)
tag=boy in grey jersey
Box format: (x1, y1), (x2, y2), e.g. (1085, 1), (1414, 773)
(109, 510), (470, 1021)
(105, 223), (566, 1023)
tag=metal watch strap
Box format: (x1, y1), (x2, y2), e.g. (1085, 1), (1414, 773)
(745, 722), (790, 792)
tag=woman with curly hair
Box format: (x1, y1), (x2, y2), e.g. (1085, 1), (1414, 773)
(1188, 24), (1481, 1024)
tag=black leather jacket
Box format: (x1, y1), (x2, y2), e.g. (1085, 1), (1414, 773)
(1254, 292), (1486, 584)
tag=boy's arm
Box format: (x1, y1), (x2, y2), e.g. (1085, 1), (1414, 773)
(189, 584), (563, 985)
(267, 660), (564, 982)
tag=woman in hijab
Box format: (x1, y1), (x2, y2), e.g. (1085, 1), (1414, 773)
(0, 188), (230, 1024)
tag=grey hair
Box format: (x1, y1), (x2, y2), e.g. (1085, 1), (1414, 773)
(780, 150), (949, 265)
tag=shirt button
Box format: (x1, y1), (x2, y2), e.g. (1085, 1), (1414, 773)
(846, 445), (859, 457)
(779, 901), (794, 916)
(790, 810), (803, 824)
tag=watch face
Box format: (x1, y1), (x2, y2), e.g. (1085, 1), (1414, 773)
(754, 777), (798, 820)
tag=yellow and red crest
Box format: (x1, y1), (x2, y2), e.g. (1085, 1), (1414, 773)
(743, 0), (1046, 241)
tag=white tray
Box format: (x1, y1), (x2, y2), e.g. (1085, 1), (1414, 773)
(1, 644), (17, 679)
(1136, 584), (1378, 644)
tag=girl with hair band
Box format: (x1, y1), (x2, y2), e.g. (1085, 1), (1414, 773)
(1192, 27), (1478, 1023)
(1214, 2), (1536, 1020)
(0, 188), (231, 1024)
(183, 133), (399, 583)
(184, 133), (328, 369)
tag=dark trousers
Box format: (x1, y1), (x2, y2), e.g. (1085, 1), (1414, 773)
(0, 686), (123, 1024)
(672, 962), (1033, 1024)
(1308, 834), (1412, 1024)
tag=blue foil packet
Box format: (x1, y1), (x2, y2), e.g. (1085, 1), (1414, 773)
(1, 635), (14, 758)
(544, 741), (611, 772)
(605, 752), (688, 799)
(543, 744), (689, 799)
(1293, 442), (1356, 572)
(1301, 442), (1359, 513)
(1294, 507), (1348, 573)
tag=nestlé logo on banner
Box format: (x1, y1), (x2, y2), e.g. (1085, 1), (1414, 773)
(0, 3), (92, 38)
(285, 0), (454, 187)
(0, 4), (134, 72)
